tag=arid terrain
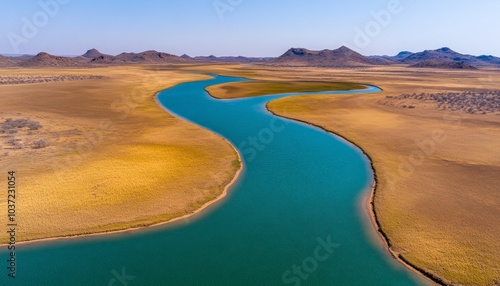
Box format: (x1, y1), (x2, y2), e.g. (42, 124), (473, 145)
(0, 66), (240, 242)
(3, 0), (499, 284)
(201, 64), (500, 286)
(0, 56), (498, 285)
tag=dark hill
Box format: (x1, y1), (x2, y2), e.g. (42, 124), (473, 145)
(270, 46), (377, 67)
(18, 52), (84, 67)
(409, 59), (478, 70)
(193, 55), (273, 63)
(82, 48), (108, 59)
(91, 50), (190, 64)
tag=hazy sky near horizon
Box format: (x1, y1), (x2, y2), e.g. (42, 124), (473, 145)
(1, 0), (499, 57)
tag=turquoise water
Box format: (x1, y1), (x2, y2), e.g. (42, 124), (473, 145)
(1, 75), (423, 285)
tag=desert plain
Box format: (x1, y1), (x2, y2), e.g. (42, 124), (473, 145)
(0, 63), (499, 285)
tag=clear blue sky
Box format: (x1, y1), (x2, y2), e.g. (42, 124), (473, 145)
(1, 0), (499, 57)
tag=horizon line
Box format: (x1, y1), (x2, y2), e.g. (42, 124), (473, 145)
(2, 45), (499, 58)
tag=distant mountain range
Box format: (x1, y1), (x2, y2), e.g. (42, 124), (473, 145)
(399, 47), (497, 67)
(90, 50), (191, 64)
(270, 46), (500, 69)
(183, 55), (273, 63)
(268, 46), (376, 67)
(18, 52), (85, 68)
(409, 59), (478, 70)
(1, 47), (499, 69)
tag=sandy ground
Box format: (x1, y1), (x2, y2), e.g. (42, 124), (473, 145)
(203, 64), (500, 286)
(0, 66), (240, 243)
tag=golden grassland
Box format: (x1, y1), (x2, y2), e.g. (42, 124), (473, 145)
(205, 64), (500, 286)
(206, 80), (365, 99)
(0, 66), (240, 242)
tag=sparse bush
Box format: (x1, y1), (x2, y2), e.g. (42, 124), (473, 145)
(6, 138), (22, 149)
(380, 90), (500, 115)
(0, 75), (105, 85)
(28, 121), (42, 130)
(32, 139), (49, 149)
(1, 118), (42, 131)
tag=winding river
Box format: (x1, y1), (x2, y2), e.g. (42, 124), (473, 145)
(2, 75), (423, 285)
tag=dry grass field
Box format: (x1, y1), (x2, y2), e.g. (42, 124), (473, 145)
(204, 65), (500, 286)
(0, 66), (240, 242)
(1, 63), (498, 285)
(207, 80), (365, 99)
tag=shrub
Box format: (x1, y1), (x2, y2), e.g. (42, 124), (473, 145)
(32, 139), (49, 149)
